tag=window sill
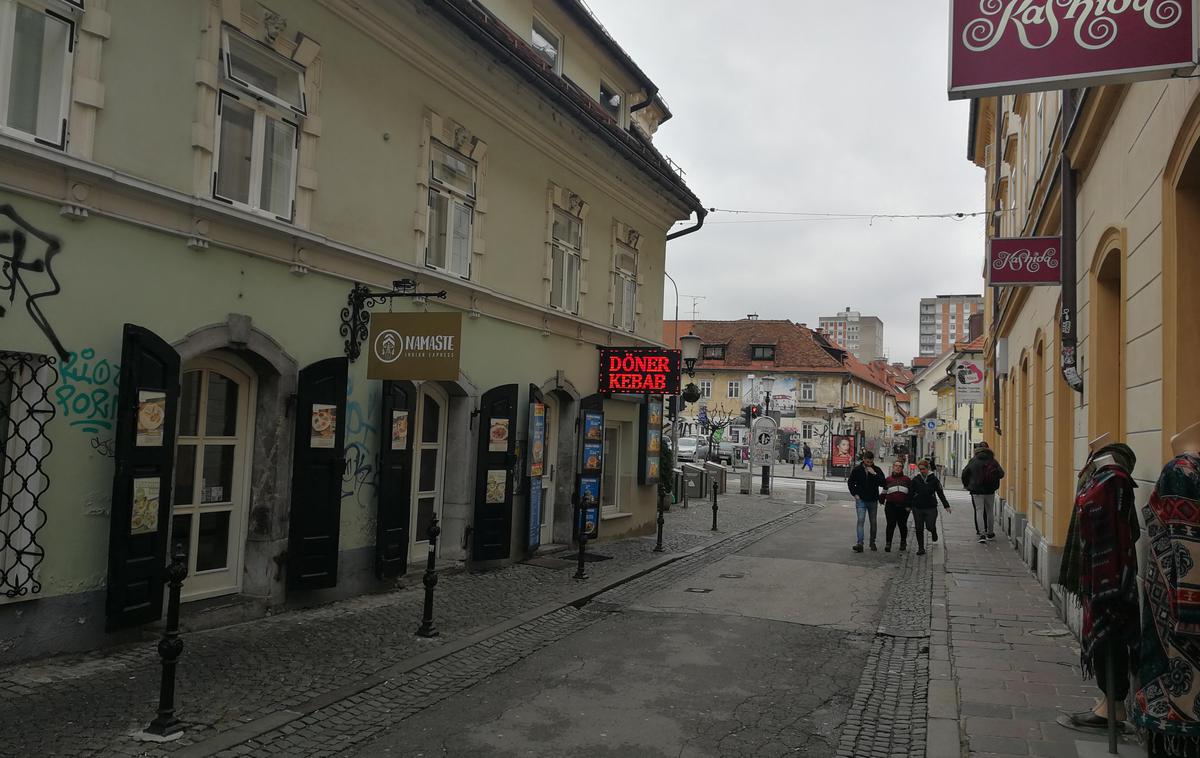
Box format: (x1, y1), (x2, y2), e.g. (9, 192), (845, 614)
(600, 510), (633, 521)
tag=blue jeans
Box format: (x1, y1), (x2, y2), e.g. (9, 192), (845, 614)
(855, 499), (879, 545)
(803, 457), (814, 470)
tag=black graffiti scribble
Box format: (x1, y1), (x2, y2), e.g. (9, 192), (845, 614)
(0, 204), (67, 360)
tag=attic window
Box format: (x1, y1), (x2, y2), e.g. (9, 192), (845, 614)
(752, 345), (775, 361)
(531, 16), (561, 74)
(702, 345), (725, 360)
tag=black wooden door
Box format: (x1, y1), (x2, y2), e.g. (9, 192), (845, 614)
(472, 384), (518, 561)
(376, 380), (416, 578)
(287, 357), (348, 590)
(105, 324), (181, 631)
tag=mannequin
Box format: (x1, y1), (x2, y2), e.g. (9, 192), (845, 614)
(1061, 440), (1139, 737)
(1132, 422), (1200, 757)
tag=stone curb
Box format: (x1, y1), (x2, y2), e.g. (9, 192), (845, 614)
(172, 499), (823, 758)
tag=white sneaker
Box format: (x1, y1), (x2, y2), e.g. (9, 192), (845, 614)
(977, 535), (987, 544)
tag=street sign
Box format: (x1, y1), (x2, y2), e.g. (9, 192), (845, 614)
(924, 420), (937, 431)
(751, 416), (777, 466)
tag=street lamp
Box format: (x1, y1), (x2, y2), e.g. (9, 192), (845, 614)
(760, 375), (775, 494)
(680, 332), (702, 375)
(676, 331), (703, 484)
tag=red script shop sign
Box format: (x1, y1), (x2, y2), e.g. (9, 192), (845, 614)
(598, 348), (681, 394)
(989, 236), (1061, 286)
(948, 0), (1199, 99)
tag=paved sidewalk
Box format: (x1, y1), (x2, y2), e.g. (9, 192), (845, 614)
(0, 490), (815, 758)
(932, 494), (1122, 758)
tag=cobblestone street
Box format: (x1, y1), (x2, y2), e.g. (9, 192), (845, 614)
(0, 487), (820, 758)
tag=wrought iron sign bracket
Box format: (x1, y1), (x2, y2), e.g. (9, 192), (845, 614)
(340, 279), (448, 362)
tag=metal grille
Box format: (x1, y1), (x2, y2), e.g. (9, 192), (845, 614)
(0, 351), (57, 599)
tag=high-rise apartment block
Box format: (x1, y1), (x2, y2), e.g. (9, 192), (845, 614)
(919, 295), (984, 356)
(818, 307), (885, 363)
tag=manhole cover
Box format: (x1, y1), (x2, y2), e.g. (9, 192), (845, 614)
(719, 573), (745, 579)
(1029, 628), (1072, 637)
(685, 588), (713, 594)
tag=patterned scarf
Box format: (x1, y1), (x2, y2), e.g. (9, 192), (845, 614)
(1134, 453), (1200, 755)
(1076, 459), (1140, 679)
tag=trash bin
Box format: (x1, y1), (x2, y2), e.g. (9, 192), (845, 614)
(681, 463), (708, 499)
(703, 462), (729, 494)
(739, 470), (752, 495)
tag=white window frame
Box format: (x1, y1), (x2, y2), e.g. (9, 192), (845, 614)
(549, 208), (581, 314)
(0, 0), (77, 149)
(599, 78), (624, 127)
(531, 13), (562, 75)
(800, 382), (815, 403)
(699, 380), (712, 399)
(612, 241), (637, 332)
(427, 141), (476, 280)
(801, 421), (814, 439)
(727, 380), (740, 399)
(220, 26), (307, 116)
(212, 90), (299, 221)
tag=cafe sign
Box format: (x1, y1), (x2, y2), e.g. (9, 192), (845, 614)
(367, 312), (462, 381)
(948, 0), (1199, 99)
(988, 236), (1061, 286)
(598, 347), (681, 395)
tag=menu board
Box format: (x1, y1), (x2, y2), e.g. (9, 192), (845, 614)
(577, 476), (600, 539)
(529, 403), (546, 478)
(639, 395), (664, 486)
(575, 400), (604, 542)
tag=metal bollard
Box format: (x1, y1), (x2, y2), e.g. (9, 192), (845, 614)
(654, 490), (666, 553)
(574, 502), (589, 580)
(146, 542), (188, 738)
(711, 482), (719, 531)
(683, 481), (690, 509)
(416, 514), (441, 638)
(806, 480), (816, 505)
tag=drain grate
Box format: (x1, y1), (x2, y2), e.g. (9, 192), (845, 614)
(685, 588), (713, 594)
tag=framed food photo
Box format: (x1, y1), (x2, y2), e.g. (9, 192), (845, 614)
(136, 390), (167, 447)
(310, 404), (337, 449)
(391, 410), (409, 451)
(129, 477), (160, 535)
(583, 442), (603, 472)
(583, 412), (603, 442)
(488, 418), (510, 453)
(486, 469), (507, 504)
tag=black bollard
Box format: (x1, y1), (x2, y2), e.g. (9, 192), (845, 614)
(416, 514), (441, 638)
(574, 499), (589, 580)
(146, 542), (188, 738)
(711, 482), (719, 531)
(654, 490), (666, 552)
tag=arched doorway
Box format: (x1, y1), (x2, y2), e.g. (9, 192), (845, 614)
(172, 353), (256, 600)
(538, 393), (560, 546)
(411, 381), (448, 556)
(1089, 234), (1125, 442)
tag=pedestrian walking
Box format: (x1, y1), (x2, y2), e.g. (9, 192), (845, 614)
(909, 458), (951, 556)
(883, 460), (912, 552)
(848, 450), (887, 552)
(802, 442), (814, 471)
(961, 441), (1004, 544)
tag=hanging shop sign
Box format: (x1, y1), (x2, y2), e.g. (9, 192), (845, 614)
(988, 236), (1061, 287)
(905, 416), (922, 427)
(366, 312), (462, 381)
(948, 0), (1199, 99)
(597, 347), (681, 394)
(955, 359), (986, 404)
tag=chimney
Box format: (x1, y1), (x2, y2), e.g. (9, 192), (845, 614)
(747, 313), (758, 320)
(799, 323), (807, 329)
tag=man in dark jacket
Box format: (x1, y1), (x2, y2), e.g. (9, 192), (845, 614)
(961, 441), (1005, 544)
(848, 450), (887, 552)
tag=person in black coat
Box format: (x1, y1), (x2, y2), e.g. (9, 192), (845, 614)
(908, 458), (952, 555)
(848, 450), (887, 552)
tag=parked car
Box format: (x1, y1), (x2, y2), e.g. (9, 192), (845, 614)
(713, 439), (738, 465)
(674, 436), (708, 462)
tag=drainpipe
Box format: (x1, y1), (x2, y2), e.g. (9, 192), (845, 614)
(1060, 89), (1084, 394)
(666, 207), (708, 241)
(630, 86), (657, 114)
(992, 96), (1004, 432)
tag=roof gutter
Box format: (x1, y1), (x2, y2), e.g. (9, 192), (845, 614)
(630, 85), (656, 114)
(665, 206), (707, 241)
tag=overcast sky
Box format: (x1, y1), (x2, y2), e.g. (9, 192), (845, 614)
(588, 0), (987, 362)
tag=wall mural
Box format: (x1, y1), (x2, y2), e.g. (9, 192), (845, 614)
(0, 204), (68, 360)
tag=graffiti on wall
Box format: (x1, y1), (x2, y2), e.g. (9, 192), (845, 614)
(1, 205), (68, 360)
(56, 348), (120, 435)
(343, 377), (380, 509)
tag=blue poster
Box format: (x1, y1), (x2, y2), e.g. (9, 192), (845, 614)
(528, 477), (543, 550)
(583, 412), (603, 443)
(582, 442), (603, 471)
(578, 476), (600, 539)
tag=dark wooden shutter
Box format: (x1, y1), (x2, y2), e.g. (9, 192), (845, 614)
(287, 357), (348, 590)
(471, 384), (518, 562)
(105, 325), (180, 631)
(375, 380), (416, 578)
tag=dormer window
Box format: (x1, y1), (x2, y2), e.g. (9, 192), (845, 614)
(702, 345), (725, 361)
(751, 345), (775, 361)
(531, 15), (561, 74)
(600, 81), (623, 125)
